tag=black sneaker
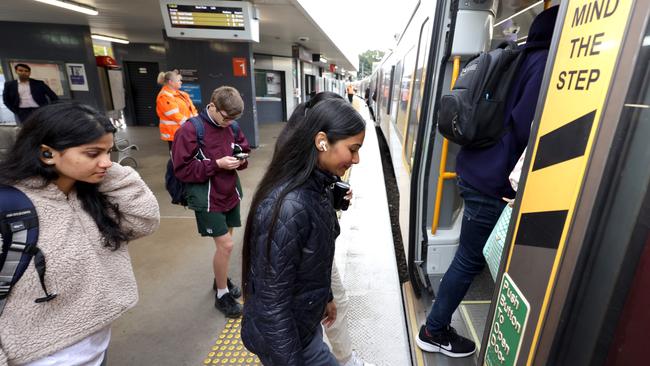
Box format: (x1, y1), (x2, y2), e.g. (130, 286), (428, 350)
(416, 325), (476, 358)
(215, 292), (242, 318)
(212, 278), (242, 299)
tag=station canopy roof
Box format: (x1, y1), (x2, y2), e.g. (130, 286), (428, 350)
(0, 0), (357, 71)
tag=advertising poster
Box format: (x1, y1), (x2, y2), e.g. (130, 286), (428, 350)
(10, 61), (68, 97)
(180, 83), (202, 106)
(66, 63), (89, 91)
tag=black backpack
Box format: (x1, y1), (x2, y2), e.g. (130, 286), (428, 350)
(0, 185), (56, 316)
(438, 41), (524, 149)
(165, 119), (241, 206)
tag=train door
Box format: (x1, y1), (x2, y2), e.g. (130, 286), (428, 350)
(476, 1), (650, 364)
(396, 47), (416, 145)
(403, 20), (432, 169)
(411, 0), (498, 297)
(123, 61), (159, 126)
(378, 64), (394, 131)
(401, 1), (650, 365)
(390, 62), (403, 129)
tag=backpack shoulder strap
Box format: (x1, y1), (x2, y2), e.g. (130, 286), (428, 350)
(189, 117), (205, 148)
(0, 185), (55, 316)
(230, 121), (241, 139)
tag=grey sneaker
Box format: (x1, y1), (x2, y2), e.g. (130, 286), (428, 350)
(215, 292), (242, 318)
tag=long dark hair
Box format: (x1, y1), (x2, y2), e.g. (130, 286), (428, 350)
(241, 92), (365, 296)
(0, 103), (130, 250)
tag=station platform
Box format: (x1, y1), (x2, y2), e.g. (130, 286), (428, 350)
(105, 97), (410, 365)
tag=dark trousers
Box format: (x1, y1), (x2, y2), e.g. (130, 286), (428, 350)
(347, 94), (353, 103)
(425, 179), (505, 331)
(256, 326), (338, 366)
(16, 107), (38, 124)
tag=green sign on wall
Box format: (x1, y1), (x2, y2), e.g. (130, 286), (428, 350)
(485, 273), (530, 366)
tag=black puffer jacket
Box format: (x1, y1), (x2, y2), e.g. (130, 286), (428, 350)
(242, 169), (340, 366)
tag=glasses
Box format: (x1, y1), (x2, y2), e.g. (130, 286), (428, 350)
(216, 107), (241, 122)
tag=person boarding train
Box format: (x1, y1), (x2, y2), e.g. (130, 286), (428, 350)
(417, 6), (559, 358)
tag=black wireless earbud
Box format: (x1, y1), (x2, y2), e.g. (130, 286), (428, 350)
(42, 151), (53, 158)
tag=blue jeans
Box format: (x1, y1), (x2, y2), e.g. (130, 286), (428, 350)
(425, 179), (506, 332)
(256, 326), (338, 366)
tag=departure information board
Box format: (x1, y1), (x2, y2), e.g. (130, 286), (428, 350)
(160, 0), (259, 42)
(167, 4), (245, 30)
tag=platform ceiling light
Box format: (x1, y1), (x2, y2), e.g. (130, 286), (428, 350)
(34, 0), (99, 15)
(92, 34), (129, 44)
(493, 1), (542, 28)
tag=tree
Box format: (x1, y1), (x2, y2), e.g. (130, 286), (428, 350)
(358, 50), (385, 79)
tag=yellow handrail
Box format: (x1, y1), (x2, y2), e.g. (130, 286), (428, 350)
(450, 55), (461, 88)
(431, 56), (460, 235)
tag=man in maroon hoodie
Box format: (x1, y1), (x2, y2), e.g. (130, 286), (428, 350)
(172, 86), (250, 317)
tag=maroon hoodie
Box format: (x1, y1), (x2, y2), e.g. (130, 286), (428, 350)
(171, 109), (250, 212)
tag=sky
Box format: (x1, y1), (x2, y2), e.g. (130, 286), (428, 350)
(296, 0), (419, 68)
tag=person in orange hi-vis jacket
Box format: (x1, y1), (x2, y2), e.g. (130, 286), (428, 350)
(346, 83), (355, 103)
(156, 70), (198, 149)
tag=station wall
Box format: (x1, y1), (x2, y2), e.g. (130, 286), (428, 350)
(113, 43), (168, 72)
(165, 36), (259, 146)
(0, 21), (104, 111)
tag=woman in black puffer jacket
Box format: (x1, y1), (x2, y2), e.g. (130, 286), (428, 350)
(241, 92), (366, 365)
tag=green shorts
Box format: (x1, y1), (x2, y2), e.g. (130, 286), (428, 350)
(194, 204), (241, 237)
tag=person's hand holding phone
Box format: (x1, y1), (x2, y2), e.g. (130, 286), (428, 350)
(216, 156), (242, 170)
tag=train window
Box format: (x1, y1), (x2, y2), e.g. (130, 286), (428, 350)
(404, 19), (432, 167)
(385, 66), (395, 115)
(396, 47), (416, 139)
(390, 61), (404, 125)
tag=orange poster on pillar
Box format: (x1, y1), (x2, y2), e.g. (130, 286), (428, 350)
(232, 58), (247, 77)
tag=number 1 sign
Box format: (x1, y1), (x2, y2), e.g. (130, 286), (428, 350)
(232, 58), (247, 77)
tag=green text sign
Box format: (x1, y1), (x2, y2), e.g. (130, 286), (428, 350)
(485, 273), (530, 366)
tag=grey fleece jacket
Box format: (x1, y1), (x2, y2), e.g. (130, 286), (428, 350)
(0, 164), (160, 365)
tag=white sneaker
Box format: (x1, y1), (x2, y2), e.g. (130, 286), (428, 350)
(342, 351), (375, 366)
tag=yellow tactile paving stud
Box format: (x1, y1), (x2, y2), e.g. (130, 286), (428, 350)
(202, 318), (262, 366)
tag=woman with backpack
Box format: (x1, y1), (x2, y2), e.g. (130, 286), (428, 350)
(0, 103), (160, 366)
(240, 92), (366, 365)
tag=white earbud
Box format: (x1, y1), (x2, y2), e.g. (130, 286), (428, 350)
(320, 141), (328, 152)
